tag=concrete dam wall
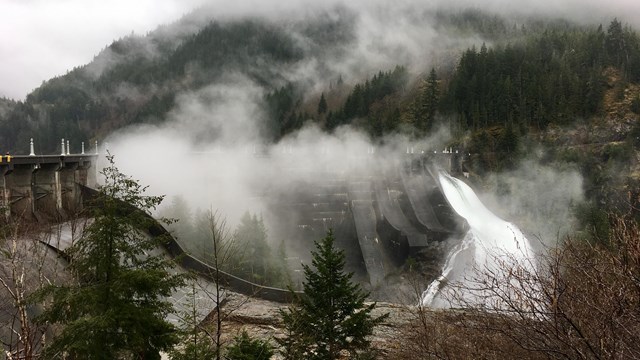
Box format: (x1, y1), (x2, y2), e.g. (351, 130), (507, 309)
(1, 152), (467, 299)
(261, 160), (467, 289)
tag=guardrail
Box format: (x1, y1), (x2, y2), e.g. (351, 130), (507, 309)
(80, 185), (298, 303)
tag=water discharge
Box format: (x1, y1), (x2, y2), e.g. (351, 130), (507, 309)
(422, 171), (535, 308)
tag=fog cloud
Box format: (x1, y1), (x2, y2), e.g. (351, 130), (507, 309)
(93, 0), (611, 246)
(4, 0), (640, 99)
(3, 0), (625, 265)
(0, 0), (206, 99)
(477, 157), (584, 249)
(104, 79), (448, 228)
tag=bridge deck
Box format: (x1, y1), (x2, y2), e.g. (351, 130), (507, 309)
(0, 154), (97, 166)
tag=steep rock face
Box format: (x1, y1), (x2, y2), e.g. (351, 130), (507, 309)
(603, 68), (640, 121)
(537, 66), (640, 214)
(545, 67), (639, 147)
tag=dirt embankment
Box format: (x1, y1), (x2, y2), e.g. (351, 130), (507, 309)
(207, 292), (417, 358)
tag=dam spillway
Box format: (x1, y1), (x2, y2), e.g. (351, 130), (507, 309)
(259, 155), (467, 289)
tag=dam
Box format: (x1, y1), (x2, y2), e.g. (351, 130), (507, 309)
(0, 139), (471, 356)
(249, 148), (468, 289)
(0, 140), (468, 289)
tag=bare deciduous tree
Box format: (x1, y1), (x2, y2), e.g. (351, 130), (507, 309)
(0, 221), (69, 360)
(394, 215), (640, 359)
(171, 209), (249, 360)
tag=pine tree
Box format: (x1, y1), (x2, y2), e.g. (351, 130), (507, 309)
(278, 230), (388, 360)
(421, 68), (439, 132)
(226, 331), (274, 360)
(234, 212), (271, 283)
(317, 92), (328, 115)
(34, 154), (185, 359)
(606, 18), (626, 68)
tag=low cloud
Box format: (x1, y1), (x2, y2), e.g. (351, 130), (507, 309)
(103, 71), (451, 232)
(477, 157), (584, 249)
(0, 0), (206, 99)
(5, 0), (640, 99)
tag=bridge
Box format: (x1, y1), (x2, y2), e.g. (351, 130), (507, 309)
(0, 139), (98, 221)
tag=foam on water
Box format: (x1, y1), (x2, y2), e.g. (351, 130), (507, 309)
(422, 172), (534, 308)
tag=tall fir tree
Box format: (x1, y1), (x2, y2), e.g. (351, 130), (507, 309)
(317, 92), (328, 115)
(606, 18), (626, 68)
(34, 154), (184, 359)
(278, 230), (388, 360)
(421, 68), (439, 132)
(234, 212), (270, 283)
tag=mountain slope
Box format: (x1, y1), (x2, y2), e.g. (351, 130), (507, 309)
(0, 8), (360, 153)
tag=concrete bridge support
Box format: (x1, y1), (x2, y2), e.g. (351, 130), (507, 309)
(0, 154), (97, 222)
(33, 163), (63, 220)
(4, 165), (37, 220)
(78, 161), (96, 189)
(1, 167), (11, 220)
(60, 163), (81, 216)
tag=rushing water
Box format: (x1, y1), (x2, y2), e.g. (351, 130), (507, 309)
(422, 172), (535, 308)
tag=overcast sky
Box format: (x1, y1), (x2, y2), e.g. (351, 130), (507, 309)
(0, 0), (206, 100)
(2, 0), (640, 100)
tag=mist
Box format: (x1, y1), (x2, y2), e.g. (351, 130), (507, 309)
(104, 74), (450, 228)
(90, 0), (609, 266)
(6, 0), (640, 99)
(476, 159), (584, 250)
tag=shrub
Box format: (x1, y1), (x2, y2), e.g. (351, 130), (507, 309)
(226, 331), (273, 360)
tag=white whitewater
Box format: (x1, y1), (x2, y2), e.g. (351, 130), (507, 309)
(422, 172), (535, 308)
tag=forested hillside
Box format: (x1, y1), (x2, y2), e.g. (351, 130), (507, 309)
(0, 8), (592, 153)
(0, 9), (357, 153)
(3, 6), (640, 358)
(2, 9), (640, 226)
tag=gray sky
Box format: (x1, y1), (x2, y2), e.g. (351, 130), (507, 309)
(2, 0), (640, 100)
(0, 0), (205, 100)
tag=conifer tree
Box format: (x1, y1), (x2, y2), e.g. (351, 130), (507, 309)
(279, 230), (388, 360)
(226, 331), (274, 360)
(34, 154), (184, 359)
(606, 18), (626, 68)
(234, 212), (271, 283)
(317, 92), (328, 115)
(420, 68), (439, 132)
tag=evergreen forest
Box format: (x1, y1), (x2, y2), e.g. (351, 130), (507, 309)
(3, 5), (640, 359)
